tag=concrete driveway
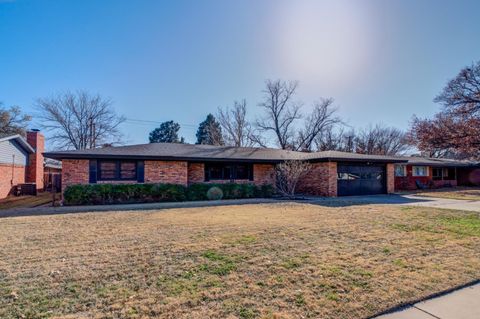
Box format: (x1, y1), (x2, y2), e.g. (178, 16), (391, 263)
(307, 194), (480, 212)
(397, 194), (480, 212)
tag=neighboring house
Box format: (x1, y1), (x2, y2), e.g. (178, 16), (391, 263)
(43, 143), (480, 198)
(393, 157), (480, 190)
(44, 158), (62, 191)
(0, 130), (45, 199)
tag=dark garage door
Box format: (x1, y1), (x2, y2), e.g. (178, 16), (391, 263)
(337, 163), (386, 196)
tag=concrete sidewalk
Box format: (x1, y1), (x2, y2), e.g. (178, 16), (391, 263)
(375, 283), (480, 319)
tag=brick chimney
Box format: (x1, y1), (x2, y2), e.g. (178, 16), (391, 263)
(26, 129), (45, 190)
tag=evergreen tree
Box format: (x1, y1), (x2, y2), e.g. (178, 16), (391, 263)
(195, 114), (224, 145)
(149, 121), (184, 143)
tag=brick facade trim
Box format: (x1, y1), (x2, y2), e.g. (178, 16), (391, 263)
(386, 163), (395, 194)
(26, 131), (44, 190)
(144, 160), (188, 185)
(297, 162), (337, 197)
(61, 159), (89, 192)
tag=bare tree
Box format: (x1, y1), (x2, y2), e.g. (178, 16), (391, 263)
(275, 160), (311, 197)
(0, 103), (31, 136)
(36, 91), (125, 150)
(256, 80), (301, 149)
(217, 99), (254, 147)
(295, 98), (341, 151)
(434, 61), (480, 115)
(407, 61), (480, 159)
(355, 124), (409, 156)
(315, 127), (355, 152)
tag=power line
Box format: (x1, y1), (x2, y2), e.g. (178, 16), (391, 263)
(125, 118), (197, 128)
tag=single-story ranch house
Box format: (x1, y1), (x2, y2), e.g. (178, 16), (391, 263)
(43, 143), (480, 197)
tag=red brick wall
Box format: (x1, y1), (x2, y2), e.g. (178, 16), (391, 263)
(145, 160), (188, 185)
(0, 163), (26, 199)
(253, 164), (275, 186)
(457, 168), (480, 186)
(297, 162), (337, 197)
(26, 131), (45, 190)
(386, 163), (395, 194)
(432, 180), (457, 188)
(61, 159), (89, 192)
(188, 163), (205, 184)
(187, 162), (275, 186)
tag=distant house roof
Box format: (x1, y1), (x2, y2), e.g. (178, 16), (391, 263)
(44, 158), (62, 169)
(44, 143), (408, 163)
(0, 134), (35, 153)
(396, 156), (478, 167)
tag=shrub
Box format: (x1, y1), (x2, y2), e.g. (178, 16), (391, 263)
(206, 186), (223, 200)
(186, 184), (210, 201)
(63, 182), (274, 206)
(63, 183), (187, 206)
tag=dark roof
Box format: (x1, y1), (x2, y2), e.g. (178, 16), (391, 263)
(396, 156), (478, 167)
(44, 143), (308, 162)
(306, 151), (406, 163)
(0, 134), (35, 153)
(44, 143), (409, 163)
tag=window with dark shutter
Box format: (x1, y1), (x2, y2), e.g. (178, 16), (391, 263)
(99, 161), (117, 180)
(120, 162), (136, 179)
(97, 160), (137, 181)
(204, 162), (253, 181)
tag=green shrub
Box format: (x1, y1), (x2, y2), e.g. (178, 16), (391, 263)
(63, 182), (274, 206)
(186, 183), (210, 201)
(206, 186), (223, 200)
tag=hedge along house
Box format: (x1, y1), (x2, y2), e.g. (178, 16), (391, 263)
(393, 157), (480, 191)
(43, 143), (414, 197)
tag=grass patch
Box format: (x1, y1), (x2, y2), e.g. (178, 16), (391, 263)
(236, 235), (257, 244)
(199, 250), (238, 276)
(438, 214), (480, 237)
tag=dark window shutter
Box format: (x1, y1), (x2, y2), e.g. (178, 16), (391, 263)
(89, 160), (97, 184)
(204, 164), (210, 181)
(249, 164), (254, 181)
(137, 160), (145, 183)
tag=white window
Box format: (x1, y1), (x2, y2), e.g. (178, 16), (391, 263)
(412, 166), (428, 177)
(394, 165), (407, 177)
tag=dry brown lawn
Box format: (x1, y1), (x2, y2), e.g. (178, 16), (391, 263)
(1, 203), (479, 319)
(412, 187), (480, 201)
(0, 192), (53, 210)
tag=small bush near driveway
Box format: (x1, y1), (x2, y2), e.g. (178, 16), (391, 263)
(63, 183), (274, 206)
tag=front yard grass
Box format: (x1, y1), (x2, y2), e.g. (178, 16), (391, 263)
(411, 187), (480, 201)
(0, 203), (479, 318)
(0, 192), (53, 210)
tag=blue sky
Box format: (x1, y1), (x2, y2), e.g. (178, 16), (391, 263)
(1, 0), (479, 149)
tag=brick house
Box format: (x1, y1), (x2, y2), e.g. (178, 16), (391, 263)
(393, 157), (480, 190)
(44, 143), (404, 197)
(0, 130), (45, 199)
(43, 143), (480, 198)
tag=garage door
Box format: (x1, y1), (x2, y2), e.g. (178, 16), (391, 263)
(337, 163), (386, 196)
